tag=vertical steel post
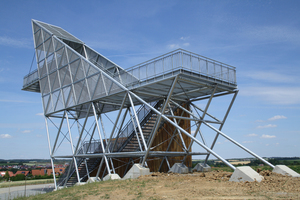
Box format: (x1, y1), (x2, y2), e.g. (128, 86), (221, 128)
(92, 103), (111, 175)
(44, 116), (57, 189)
(65, 112), (81, 183)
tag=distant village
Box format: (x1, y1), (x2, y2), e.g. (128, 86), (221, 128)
(0, 160), (69, 181)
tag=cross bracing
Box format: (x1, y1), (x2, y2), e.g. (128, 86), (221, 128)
(23, 19), (276, 189)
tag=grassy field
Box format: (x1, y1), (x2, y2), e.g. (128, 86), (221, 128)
(0, 179), (54, 188)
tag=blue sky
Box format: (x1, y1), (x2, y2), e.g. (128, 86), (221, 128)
(0, 0), (299, 160)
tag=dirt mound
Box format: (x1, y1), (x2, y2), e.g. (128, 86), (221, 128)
(28, 170), (300, 200)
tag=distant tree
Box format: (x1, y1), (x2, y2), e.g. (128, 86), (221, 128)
(11, 174), (25, 181)
(10, 169), (18, 174)
(3, 171), (10, 181)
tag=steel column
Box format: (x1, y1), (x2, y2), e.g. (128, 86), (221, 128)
(65, 111), (81, 183)
(44, 117), (57, 189)
(92, 103), (111, 175)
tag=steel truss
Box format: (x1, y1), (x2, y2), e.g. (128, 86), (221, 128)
(45, 79), (274, 189)
(23, 20), (275, 189)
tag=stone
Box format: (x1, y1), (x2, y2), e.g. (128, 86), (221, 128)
(229, 166), (264, 182)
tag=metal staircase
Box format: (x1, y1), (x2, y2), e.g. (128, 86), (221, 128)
(57, 100), (178, 186)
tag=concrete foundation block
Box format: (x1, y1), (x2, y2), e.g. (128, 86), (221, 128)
(273, 165), (300, 177)
(87, 177), (100, 183)
(103, 173), (121, 181)
(75, 182), (87, 186)
(55, 186), (66, 191)
(123, 164), (150, 179)
(229, 166), (264, 182)
(193, 163), (211, 172)
(168, 163), (189, 174)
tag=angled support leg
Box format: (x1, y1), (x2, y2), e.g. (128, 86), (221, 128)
(51, 111), (66, 156)
(141, 76), (178, 166)
(100, 114), (116, 174)
(128, 93), (147, 150)
(158, 108), (186, 172)
(204, 90), (238, 164)
(204, 121), (275, 168)
(128, 108), (143, 151)
(105, 93), (128, 153)
(74, 104), (92, 155)
(110, 108), (129, 152)
(129, 89), (236, 170)
(182, 85), (218, 163)
(92, 103), (111, 175)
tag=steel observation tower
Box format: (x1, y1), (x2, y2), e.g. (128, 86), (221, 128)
(23, 20), (295, 189)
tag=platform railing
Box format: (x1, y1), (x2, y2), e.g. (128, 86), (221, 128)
(120, 49), (237, 87)
(23, 69), (39, 88)
(23, 49), (237, 92)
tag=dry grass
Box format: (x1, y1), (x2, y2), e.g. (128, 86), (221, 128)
(16, 170), (300, 200)
(0, 179), (54, 188)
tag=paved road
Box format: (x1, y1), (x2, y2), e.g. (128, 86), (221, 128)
(0, 183), (54, 200)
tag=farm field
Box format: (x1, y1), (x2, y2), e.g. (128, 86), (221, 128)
(18, 169), (300, 200)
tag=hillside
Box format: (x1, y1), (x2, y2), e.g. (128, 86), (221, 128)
(20, 169), (300, 200)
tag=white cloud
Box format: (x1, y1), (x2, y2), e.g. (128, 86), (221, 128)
(242, 25), (300, 45)
(242, 141), (253, 143)
(255, 120), (265, 123)
(243, 71), (298, 84)
(261, 134), (276, 139)
(36, 113), (44, 116)
(22, 130), (31, 133)
(0, 134), (12, 138)
(0, 36), (31, 48)
(257, 124), (277, 129)
(246, 133), (258, 137)
(183, 43), (190, 47)
(268, 115), (287, 121)
(240, 87), (300, 105)
(168, 44), (180, 49)
(180, 36), (189, 41)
